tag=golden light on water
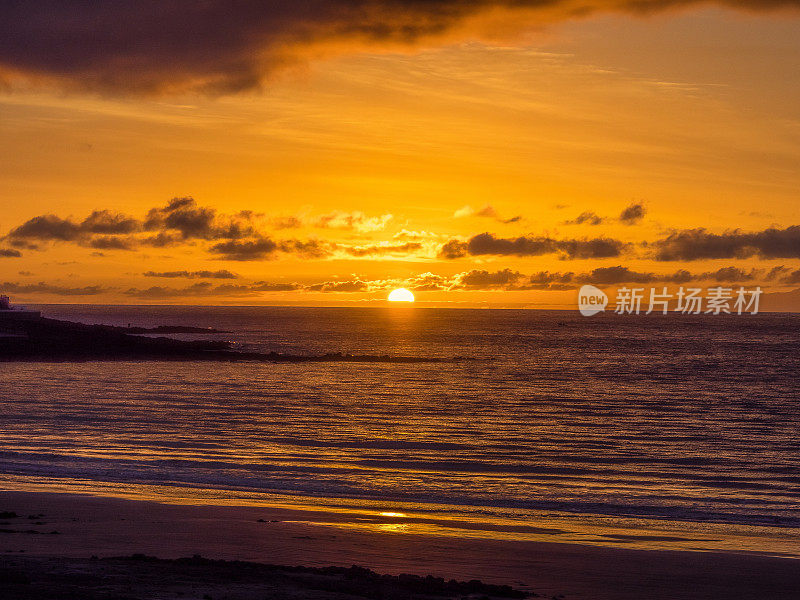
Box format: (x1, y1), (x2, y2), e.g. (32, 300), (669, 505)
(387, 289), (415, 303)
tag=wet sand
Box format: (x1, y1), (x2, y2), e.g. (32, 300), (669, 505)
(0, 490), (798, 600)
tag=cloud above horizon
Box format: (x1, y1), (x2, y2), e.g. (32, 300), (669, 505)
(439, 232), (628, 259)
(453, 205), (521, 224)
(2, 263), (796, 301)
(143, 270), (239, 279)
(652, 226), (800, 261)
(2, 198), (401, 262)
(619, 202), (646, 225)
(1, 1), (799, 96)
(9, 198), (800, 271)
(563, 203), (646, 226)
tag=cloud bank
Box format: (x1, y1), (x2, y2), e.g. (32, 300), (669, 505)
(1, 263), (792, 301)
(2, 198), (398, 262)
(653, 226), (800, 261)
(2, 1), (798, 95)
(439, 232), (628, 259)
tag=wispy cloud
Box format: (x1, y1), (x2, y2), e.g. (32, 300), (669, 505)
(453, 205), (521, 224)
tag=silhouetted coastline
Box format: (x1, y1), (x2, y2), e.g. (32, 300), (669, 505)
(0, 314), (442, 363)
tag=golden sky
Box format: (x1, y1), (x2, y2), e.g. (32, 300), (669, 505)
(1, 3), (800, 307)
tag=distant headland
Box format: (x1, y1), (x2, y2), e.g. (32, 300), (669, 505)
(0, 295), (441, 364)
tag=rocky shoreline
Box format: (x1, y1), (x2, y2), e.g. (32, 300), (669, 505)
(0, 316), (443, 363)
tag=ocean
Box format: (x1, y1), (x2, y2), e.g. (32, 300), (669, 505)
(1, 305), (799, 556)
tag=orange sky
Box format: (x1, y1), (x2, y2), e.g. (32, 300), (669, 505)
(1, 5), (800, 307)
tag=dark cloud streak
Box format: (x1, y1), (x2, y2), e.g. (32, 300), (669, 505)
(619, 202), (646, 225)
(439, 232), (627, 259)
(2, 1), (796, 96)
(653, 226), (800, 261)
(143, 270), (239, 279)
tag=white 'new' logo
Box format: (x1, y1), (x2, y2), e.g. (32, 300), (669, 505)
(578, 285), (608, 317)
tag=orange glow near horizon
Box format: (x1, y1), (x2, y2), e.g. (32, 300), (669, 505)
(1, 8), (800, 307)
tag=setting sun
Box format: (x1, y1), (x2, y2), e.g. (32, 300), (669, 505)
(387, 288), (415, 302)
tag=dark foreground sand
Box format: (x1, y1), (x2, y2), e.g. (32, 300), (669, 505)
(1, 491), (798, 600)
(0, 555), (529, 600)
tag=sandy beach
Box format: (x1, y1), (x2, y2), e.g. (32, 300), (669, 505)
(1, 490), (798, 600)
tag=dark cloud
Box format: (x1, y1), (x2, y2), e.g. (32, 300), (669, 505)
(704, 266), (756, 282)
(126, 278), (349, 297)
(564, 211), (604, 226)
(8, 240), (39, 250)
(519, 265), (760, 289)
(208, 237), (279, 261)
(343, 242), (422, 257)
(3, 198), (330, 261)
(661, 269), (694, 283)
(556, 238), (627, 259)
(279, 239), (332, 259)
(653, 226), (800, 261)
(573, 266), (693, 285)
(453, 268), (523, 289)
(448, 266), (687, 290)
(1, 1), (795, 96)
(1, 281), (107, 295)
(144, 270), (239, 279)
(440, 232), (626, 259)
(475, 205), (499, 218)
(271, 216), (304, 229)
(467, 232), (555, 256)
(7, 215), (81, 241)
(250, 281), (303, 292)
(208, 237), (331, 261)
(81, 210), (141, 234)
(577, 266), (660, 285)
(144, 198), (215, 238)
(125, 283), (216, 298)
(126, 280), (302, 298)
(455, 205), (521, 224)
(143, 232), (184, 248)
(765, 265), (791, 280)
(619, 203), (646, 224)
(438, 239), (468, 259)
(144, 197), (257, 240)
(307, 280), (369, 292)
(577, 266), (757, 285)
(526, 271), (575, 290)
(0, 248), (21, 257)
(524, 267), (643, 289)
(6, 211), (142, 243)
(779, 269), (800, 285)
(88, 236), (137, 250)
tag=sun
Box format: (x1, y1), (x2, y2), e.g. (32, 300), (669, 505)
(387, 288), (415, 302)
